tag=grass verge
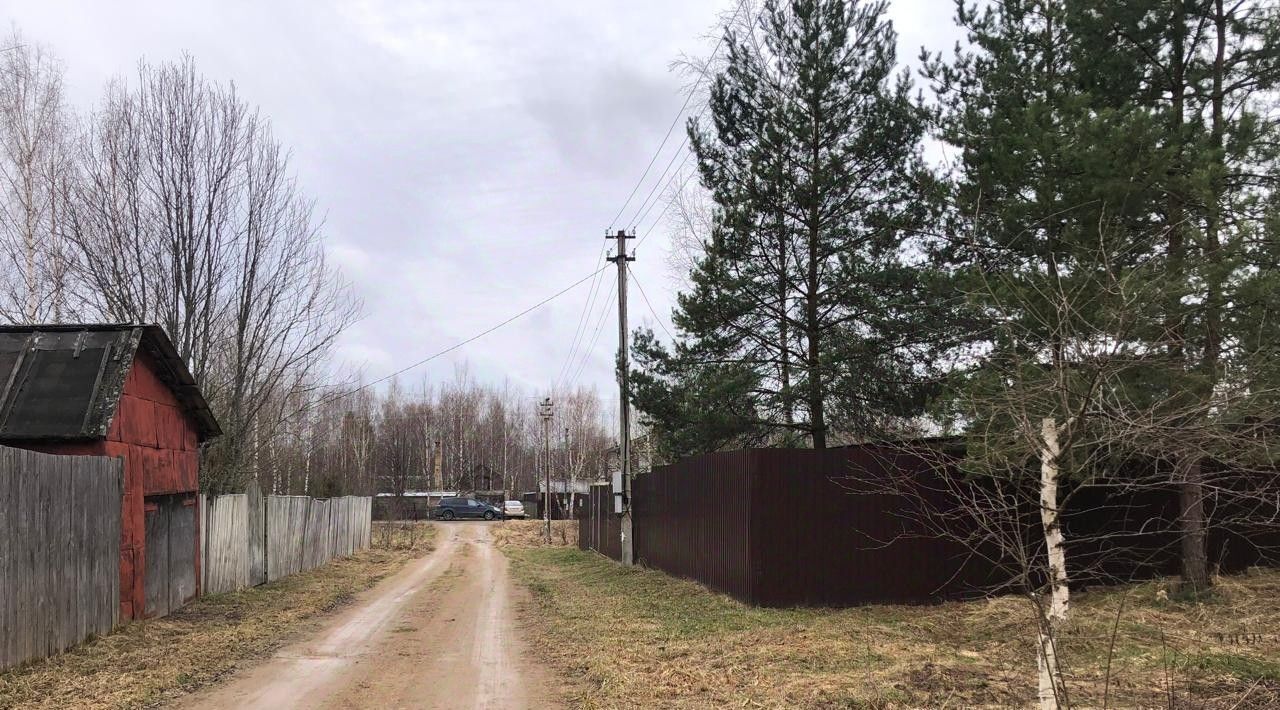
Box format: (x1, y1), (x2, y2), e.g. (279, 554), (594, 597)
(498, 522), (1280, 708)
(492, 517), (578, 549)
(0, 522), (434, 710)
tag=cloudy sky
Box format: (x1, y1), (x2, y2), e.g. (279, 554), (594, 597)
(4, 0), (962, 401)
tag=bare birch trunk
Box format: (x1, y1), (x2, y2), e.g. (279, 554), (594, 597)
(1037, 416), (1069, 709)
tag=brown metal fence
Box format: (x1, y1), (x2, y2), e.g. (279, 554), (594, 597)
(577, 445), (1278, 608)
(745, 446), (1001, 606)
(633, 450), (755, 601)
(579, 483), (621, 561)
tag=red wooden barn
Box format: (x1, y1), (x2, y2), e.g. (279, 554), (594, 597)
(0, 324), (220, 619)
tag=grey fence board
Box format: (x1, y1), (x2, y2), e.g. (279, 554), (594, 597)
(302, 498), (325, 571)
(268, 495), (307, 580)
(0, 445), (121, 670)
(200, 493), (373, 589)
(199, 494), (250, 594)
(246, 482), (266, 586)
(255, 495), (371, 585)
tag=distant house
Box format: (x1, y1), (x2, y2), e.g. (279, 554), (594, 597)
(537, 480), (592, 495)
(0, 324), (220, 619)
(605, 432), (657, 476)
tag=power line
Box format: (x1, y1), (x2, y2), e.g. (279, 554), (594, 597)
(634, 157), (696, 245)
(614, 0), (753, 235)
(637, 167), (699, 249)
(606, 0), (751, 232)
(559, 0), (753, 392)
(557, 146), (688, 391)
(555, 260), (609, 390)
(563, 277), (617, 391)
(302, 265), (608, 418)
(630, 264), (676, 341)
(625, 135), (692, 230)
(561, 180), (688, 391)
(606, 107), (689, 232)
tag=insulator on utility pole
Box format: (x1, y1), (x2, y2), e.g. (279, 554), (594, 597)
(606, 229), (636, 565)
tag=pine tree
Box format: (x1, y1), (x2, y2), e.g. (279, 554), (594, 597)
(1110, 0), (1280, 594)
(633, 0), (938, 451)
(930, 0), (1280, 598)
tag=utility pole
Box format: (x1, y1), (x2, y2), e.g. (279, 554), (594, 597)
(607, 229), (636, 565)
(563, 425), (571, 520)
(539, 396), (553, 542)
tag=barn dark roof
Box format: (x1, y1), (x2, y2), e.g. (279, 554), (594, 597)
(0, 324), (221, 442)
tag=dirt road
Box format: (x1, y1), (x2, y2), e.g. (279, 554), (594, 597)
(181, 523), (559, 710)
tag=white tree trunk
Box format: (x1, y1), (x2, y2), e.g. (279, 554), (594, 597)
(1037, 416), (1069, 708)
(1036, 621), (1063, 710)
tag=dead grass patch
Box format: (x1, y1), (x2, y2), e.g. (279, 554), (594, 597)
(0, 522), (434, 710)
(492, 518), (579, 549)
(500, 539), (1280, 709)
(372, 519), (436, 550)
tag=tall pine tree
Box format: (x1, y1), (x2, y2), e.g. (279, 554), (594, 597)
(1095, 0), (1280, 593)
(930, 0), (1280, 596)
(634, 0), (938, 452)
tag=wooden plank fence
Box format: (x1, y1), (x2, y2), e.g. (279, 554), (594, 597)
(246, 482), (266, 586)
(0, 445), (122, 670)
(199, 494), (250, 594)
(201, 492), (372, 592)
(301, 498), (332, 571)
(265, 495), (311, 581)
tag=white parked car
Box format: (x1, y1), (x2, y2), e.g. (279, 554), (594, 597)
(502, 500), (526, 519)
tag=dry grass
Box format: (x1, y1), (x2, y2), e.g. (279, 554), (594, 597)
(0, 522), (434, 710)
(492, 518), (579, 549)
(501, 532), (1280, 709)
(373, 519), (438, 550)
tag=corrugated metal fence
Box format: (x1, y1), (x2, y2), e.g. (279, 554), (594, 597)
(579, 447), (1045, 606)
(579, 483), (621, 560)
(580, 446), (1279, 607)
(199, 491), (372, 593)
(634, 450), (755, 600)
(0, 445), (122, 670)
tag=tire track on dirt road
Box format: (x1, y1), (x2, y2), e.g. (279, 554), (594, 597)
(180, 523), (558, 709)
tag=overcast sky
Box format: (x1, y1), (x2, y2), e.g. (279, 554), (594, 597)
(4, 0), (963, 402)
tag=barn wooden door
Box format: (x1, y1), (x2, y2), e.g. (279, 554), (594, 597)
(143, 494), (198, 617)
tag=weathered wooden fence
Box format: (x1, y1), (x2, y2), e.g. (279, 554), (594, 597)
(265, 495), (310, 581)
(199, 493), (250, 594)
(200, 491), (372, 592)
(281, 495), (372, 580)
(0, 446), (122, 670)
(247, 482), (266, 586)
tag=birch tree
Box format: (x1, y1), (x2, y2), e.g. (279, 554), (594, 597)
(0, 29), (72, 322)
